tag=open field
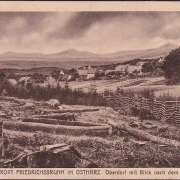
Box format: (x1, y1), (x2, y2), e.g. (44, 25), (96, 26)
(54, 77), (180, 98)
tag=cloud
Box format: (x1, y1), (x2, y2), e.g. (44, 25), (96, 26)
(48, 12), (125, 40)
(47, 12), (180, 41)
(0, 12), (180, 53)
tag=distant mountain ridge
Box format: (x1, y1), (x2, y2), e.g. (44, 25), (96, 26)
(0, 43), (178, 62)
(46, 48), (97, 58)
(1, 51), (43, 57)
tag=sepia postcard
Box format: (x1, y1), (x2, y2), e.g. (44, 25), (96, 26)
(0, 1), (180, 179)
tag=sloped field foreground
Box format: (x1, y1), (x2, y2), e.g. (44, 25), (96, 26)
(1, 97), (180, 167)
(4, 130), (180, 168)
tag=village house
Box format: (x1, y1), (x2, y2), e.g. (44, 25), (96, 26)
(47, 76), (58, 88)
(78, 69), (88, 76)
(126, 65), (142, 74)
(87, 69), (96, 80)
(87, 66), (92, 70)
(18, 76), (32, 86)
(137, 61), (145, 66)
(60, 71), (65, 76)
(62, 74), (72, 81)
(115, 65), (128, 74)
(77, 69), (88, 81)
(57, 74), (63, 81)
(57, 73), (72, 82)
(77, 68), (97, 80)
(155, 57), (165, 68)
(158, 57), (165, 63)
(105, 70), (116, 75)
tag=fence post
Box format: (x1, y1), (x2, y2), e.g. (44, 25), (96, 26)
(165, 101), (167, 122)
(174, 100), (178, 123)
(0, 121), (7, 157)
(113, 94), (115, 108)
(140, 97), (142, 109)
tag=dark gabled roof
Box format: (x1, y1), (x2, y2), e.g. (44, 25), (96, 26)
(58, 74), (63, 81)
(62, 74), (70, 81)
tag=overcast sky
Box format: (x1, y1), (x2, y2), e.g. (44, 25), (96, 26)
(0, 11), (180, 54)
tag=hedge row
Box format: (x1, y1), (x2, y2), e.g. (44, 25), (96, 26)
(3, 121), (110, 137)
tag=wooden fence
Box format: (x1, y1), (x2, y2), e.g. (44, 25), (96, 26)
(104, 93), (180, 124)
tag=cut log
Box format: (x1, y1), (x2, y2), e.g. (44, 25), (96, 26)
(21, 118), (100, 127)
(130, 139), (147, 146)
(4, 121), (109, 137)
(40, 108), (99, 114)
(40, 144), (67, 151)
(32, 113), (76, 121)
(0, 96), (25, 106)
(108, 120), (180, 148)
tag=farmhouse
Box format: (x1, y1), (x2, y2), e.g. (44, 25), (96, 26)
(115, 65), (128, 73)
(137, 61), (145, 66)
(87, 69), (96, 80)
(127, 65), (142, 73)
(18, 76), (32, 86)
(105, 70), (116, 75)
(78, 70), (88, 76)
(57, 74), (72, 82)
(57, 74), (63, 81)
(158, 57), (165, 63)
(156, 57), (165, 68)
(19, 76), (31, 82)
(47, 76), (58, 88)
(62, 74), (72, 81)
(77, 70), (88, 81)
(77, 68), (97, 80)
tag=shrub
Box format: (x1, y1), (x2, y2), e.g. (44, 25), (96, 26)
(157, 92), (176, 101)
(162, 47), (180, 85)
(139, 108), (154, 120)
(131, 105), (140, 116)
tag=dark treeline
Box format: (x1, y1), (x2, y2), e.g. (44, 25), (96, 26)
(0, 80), (107, 106)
